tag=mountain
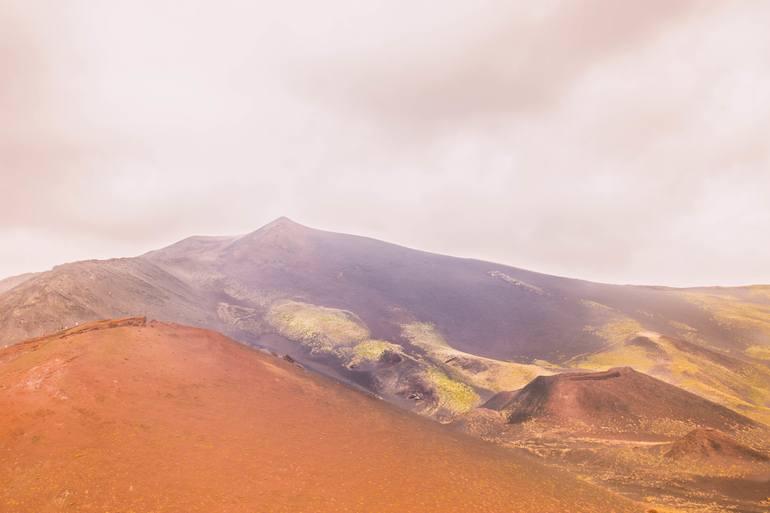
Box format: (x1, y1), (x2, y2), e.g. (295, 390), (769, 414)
(0, 258), (219, 347)
(0, 272), (38, 294)
(0, 318), (639, 513)
(1, 217), (769, 423)
(480, 367), (756, 436)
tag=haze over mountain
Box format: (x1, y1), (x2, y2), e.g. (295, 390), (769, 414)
(2, 218), (770, 426)
(4, 2), (770, 288)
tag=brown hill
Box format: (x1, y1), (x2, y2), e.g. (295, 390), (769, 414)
(483, 367), (756, 435)
(0, 272), (38, 294)
(666, 427), (770, 462)
(0, 318), (639, 513)
(0, 258), (218, 348)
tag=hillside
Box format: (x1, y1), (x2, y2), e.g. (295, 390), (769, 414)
(481, 367), (756, 436)
(0, 272), (38, 294)
(459, 369), (770, 513)
(666, 427), (770, 463)
(0, 318), (639, 513)
(0, 258), (219, 348)
(1, 217), (769, 423)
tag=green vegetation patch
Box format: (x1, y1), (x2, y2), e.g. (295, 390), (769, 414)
(349, 340), (403, 365)
(572, 344), (657, 374)
(401, 322), (448, 349)
(681, 293), (770, 333)
(424, 367), (480, 414)
(584, 318), (646, 345)
(266, 300), (370, 353)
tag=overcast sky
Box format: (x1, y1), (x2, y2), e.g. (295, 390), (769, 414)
(2, 1), (769, 286)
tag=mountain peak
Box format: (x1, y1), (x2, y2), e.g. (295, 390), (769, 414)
(262, 216), (302, 229)
(225, 217), (314, 257)
(239, 216), (309, 239)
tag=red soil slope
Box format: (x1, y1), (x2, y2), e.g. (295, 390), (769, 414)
(0, 319), (638, 513)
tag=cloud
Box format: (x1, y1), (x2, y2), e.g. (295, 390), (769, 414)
(298, 0), (706, 131)
(0, 1), (769, 286)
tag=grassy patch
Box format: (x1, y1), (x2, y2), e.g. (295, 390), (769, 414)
(266, 301), (369, 353)
(424, 367), (480, 414)
(572, 318), (657, 372)
(348, 340), (403, 365)
(681, 292), (770, 334)
(401, 322), (448, 349)
(572, 344), (657, 373)
(583, 318), (646, 345)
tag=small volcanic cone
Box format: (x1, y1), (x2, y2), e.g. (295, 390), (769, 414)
(483, 367), (756, 434)
(666, 428), (769, 462)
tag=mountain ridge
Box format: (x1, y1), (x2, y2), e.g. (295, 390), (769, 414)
(2, 217), (770, 424)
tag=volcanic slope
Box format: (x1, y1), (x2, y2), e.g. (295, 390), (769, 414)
(481, 367), (759, 437)
(4, 217), (769, 363)
(0, 273), (38, 294)
(2, 217), (770, 423)
(666, 427), (770, 463)
(461, 368), (770, 513)
(0, 318), (640, 513)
